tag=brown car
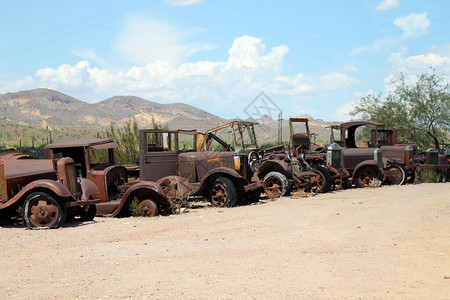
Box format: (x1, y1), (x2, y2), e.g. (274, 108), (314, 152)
(139, 129), (261, 207)
(44, 139), (174, 217)
(329, 121), (396, 187)
(0, 151), (100, 228)
(199, 121), (317, 198)
(369, 127), (449, 183)
(289, 118), (349, 190)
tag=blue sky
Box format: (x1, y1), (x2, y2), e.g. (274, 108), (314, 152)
(1, 0), (449, 121)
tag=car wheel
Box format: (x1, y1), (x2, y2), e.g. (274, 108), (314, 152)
(310, 165), (333, 193)
(138, 199), (159, 217)
(209, 177), (237, 207)
(23, 192), (66, 229)
(354, 166), (382, 188)
(263, 171), (291, 199)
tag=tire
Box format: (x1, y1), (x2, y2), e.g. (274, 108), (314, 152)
(79, 205), (97, 221)
(354, 166), (383, 188)
(23, 192), (66, 229)
(209, 177), (238, 207)
(263, 171), (291, 199)
(138, 199), (159, 217)
(310, 165), (333, 193)
(386, 163), (407, 185)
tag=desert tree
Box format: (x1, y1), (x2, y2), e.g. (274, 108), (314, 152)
(351, 70), (450, 150)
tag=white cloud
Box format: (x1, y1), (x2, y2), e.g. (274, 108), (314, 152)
(375, 0), (399, 10)
(343, 64), (359, 73)
(320, 72), (358, 90)
(15, 35), (357, 118)
(352, 12), (430, 55)
(164, 0), (204, 6)
(115, 16), (215, 66)
(388, 46), (450, 75)
(334, 100), (358, 121)
(394, 13), (430, 38)
(35, 61), (93, 91)
(334, 90), (376, 121)
(384, 45), (450, 91)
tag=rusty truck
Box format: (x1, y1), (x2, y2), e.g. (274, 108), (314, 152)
(139, 129), (262, 206)
(0, 151), (100, 228)
(199, 121), (319, 198)
(288, 118), (350, 190)
(329, 121), (403, 187)
(369, 127), (450, 182)
(44, 139), (175, 217)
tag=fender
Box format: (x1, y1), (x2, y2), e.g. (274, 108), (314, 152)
(78, 178), (101, 201)
(353, 160), (380, 177)
(257, 159), (292, 180)
(156, 175), (193, 200)
(0, 179), (73, 210)
(197, 167), (247, 195)
(109, 181), (170, 217)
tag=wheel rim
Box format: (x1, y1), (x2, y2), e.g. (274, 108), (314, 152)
(328, 168), (343, 190)
(28, 196), (60, 227)
(211, 183), (228, 207)
(264, 177), (283, 198)
(357, 168), (377, 187)
(310, 171), (325, 193)
(388, 166), (404, 185)
(138, 200), (158, 217)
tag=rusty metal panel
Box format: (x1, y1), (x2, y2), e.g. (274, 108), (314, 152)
(141, 152), (179, 181)
(342, 148), (375, 170)
(46, 138), (117, 149)
(380, 145), (406, 164)
(178, 154), (197, 182)
(0, 162), (7, 202)
(193, 152), (235, 179)
(3, 159), (55, 180)
(57, 157), (79, 198)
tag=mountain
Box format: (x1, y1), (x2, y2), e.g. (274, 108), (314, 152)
(0, 88), (226, 132)
(0, 88), (336, 144)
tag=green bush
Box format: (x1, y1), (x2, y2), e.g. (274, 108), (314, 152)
(419, 169), (442, 183)
(129, 197), (140, 217)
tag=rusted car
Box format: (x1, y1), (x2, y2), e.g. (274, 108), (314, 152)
(289, 118), (350, 190)
(139, 129), (262, 207)
(44, 139), (174, 217)
(369, 127), (449, 182)
(199, 121), (317, 198)
(329, 122), (386, 187)
(0, 151), (100, 228)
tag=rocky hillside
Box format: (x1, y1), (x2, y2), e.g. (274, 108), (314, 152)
(0, 88), (227, 132)
(0, 88), (336, 144)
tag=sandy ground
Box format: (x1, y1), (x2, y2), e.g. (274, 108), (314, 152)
(0, 183), (449, 299)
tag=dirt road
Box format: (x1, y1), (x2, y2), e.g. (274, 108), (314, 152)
(1, 183), (449, 299)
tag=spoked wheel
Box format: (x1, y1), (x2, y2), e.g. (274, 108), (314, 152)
(327, 167), (343, 190)
(138, 199), (158, 217)
(354, 166), (382, 188)
(263, 171), (291, 199)
(23, 192), (66, 229)
(310, 166), (332, 193)
(386, 164), (407, 185)
(209, 177), (237, 207)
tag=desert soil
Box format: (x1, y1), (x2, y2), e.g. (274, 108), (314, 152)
(0, 183), (449, 299)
